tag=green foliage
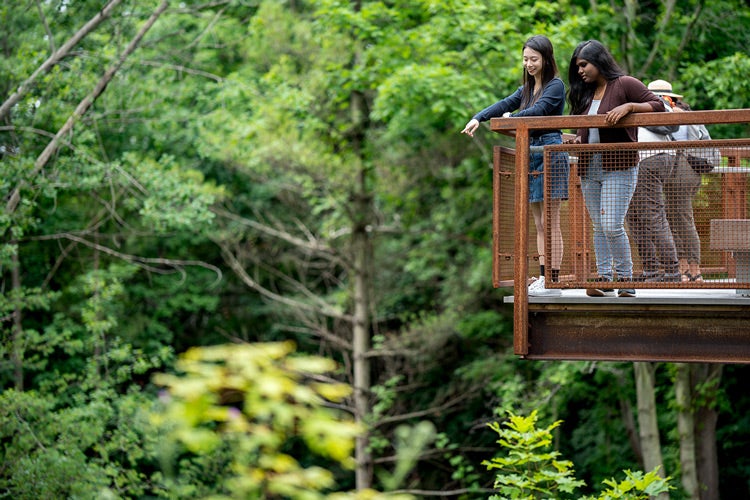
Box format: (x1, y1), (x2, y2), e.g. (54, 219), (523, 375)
(484, 410), (585, 499)
(485, 411), (672, 500)
(2, 0), (750, 497)
(581, 469), (671, 500)
(0, 387), (159, 499)
(680, 52), (750, 137)
(376, 422), (437, 492)
(152, 341), (413, 499)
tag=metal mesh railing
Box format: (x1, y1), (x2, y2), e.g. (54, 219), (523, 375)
(494, 139), (750, 292)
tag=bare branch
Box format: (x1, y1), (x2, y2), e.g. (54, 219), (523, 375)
(0, 0), (125, 120)
(35, 0), (56, 54)
(139, 60), (224, 82)
(31, 232), (223, 287)
(42, 239), (77, 290)
(212, 207), (339, 260)
(373, 446), (495, 464)
(670, 2), (705, 82)
(0, 126), (148, 197)
(392, 488), (496, 497)
(5, 1), (169, 215)
(364, 347), (420, 358)
(217, 241), (353, 323)
(277, 322), (352, 351)
(638, 0), (678, 76)
(374, 389), (480, 428)
(182, 4), (227, 52)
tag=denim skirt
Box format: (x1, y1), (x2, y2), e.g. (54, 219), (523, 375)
(529, 132), (570, 203)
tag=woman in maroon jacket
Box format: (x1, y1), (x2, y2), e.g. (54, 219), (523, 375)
(567, 40), (666, 297)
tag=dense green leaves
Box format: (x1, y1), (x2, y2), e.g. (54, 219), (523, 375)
(151, 341), (412, 499)
(484, 411), (672, 500)
(2, 0), (750, 497)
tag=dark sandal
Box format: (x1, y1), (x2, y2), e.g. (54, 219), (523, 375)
(690, 273), (704, 282)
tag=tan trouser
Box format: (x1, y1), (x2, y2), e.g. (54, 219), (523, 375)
(664, 154), (702, 265)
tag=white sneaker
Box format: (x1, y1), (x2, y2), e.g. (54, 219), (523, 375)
(527, 276), (561, 297)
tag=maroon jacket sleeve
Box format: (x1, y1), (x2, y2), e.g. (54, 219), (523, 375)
(576, 76), (668, 172)
(576, 76), (667, 144)
(619, 75), (665, 112)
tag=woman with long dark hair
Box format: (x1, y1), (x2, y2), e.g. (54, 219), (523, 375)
(566, 39), (666, 297)
(462, 35), (569, 297)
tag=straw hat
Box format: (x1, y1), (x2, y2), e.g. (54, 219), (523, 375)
(647, 79), (683, 99)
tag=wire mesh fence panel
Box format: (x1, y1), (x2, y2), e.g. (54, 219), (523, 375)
(539, 139), (750, 292)
(493, 146), (539, 287)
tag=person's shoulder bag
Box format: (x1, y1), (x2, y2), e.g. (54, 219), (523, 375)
(683, 124), (721, 174)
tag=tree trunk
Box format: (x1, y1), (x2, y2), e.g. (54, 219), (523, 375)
(349, 69), (374, 486)
(675, 363), (699, 499)
(352, 179), (373, 489)
(692, 363), (722, 500)
(634, 362), (669, 499)
(619, 396), (643, 466)
(11, 252), (24, 391)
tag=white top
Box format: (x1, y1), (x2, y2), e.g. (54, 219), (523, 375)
(588, 100), (601, 144)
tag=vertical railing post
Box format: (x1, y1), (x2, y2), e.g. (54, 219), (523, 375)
(514, 125), (530, 355)
(492, 146), (502, 287)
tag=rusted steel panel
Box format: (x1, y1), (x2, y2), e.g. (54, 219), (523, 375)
(711, 219), (750, 250)
(525, 306), (750, 363)
(493, 146), (502, 288)
(498, 139), (750, 290)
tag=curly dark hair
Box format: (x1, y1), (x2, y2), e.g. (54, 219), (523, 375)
(566, 40), (624, 115)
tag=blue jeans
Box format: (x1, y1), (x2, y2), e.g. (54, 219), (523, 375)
(580, 154), (638, 280)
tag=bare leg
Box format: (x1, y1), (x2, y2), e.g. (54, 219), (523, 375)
(531, 202), (545, 268)
(679, 258), (689, 275)
(548, 199), (564, 270)
(688, 261), (703, 281)
(531, 200), (564, 276)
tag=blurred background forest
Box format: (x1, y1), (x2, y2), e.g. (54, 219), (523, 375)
(2, 0), (750, 498)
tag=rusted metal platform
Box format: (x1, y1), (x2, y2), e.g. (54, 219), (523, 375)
(504, 289), (750, 363)
(491, 109), (750, 363)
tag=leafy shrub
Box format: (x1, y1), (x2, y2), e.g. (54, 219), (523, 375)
(484, 410), (671, 500)
(151, 341), (414, 499)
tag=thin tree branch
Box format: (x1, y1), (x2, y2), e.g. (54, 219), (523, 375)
(392, 488), (496, 496)
(276, 325), (352, 351)
(212, 207), (339, 260)
(35, 0), (56, 54)
(138, 60), (224, 82)
(374, 389), (479, 428)
(372, 446), (496, 465)
(5, 0), (169, 215)
(31, 232), (222, 287)
(638, 0), (677, 76)
(670, 2), (704, 82)
(217, 241), (353, 323)
(0, 0), (125, 120)
(42, 240), (78, 290)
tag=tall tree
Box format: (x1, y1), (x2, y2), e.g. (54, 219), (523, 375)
(634, 362), (669, 499)
(692, 364), (723, 499)
(675, 363), (700, 499)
